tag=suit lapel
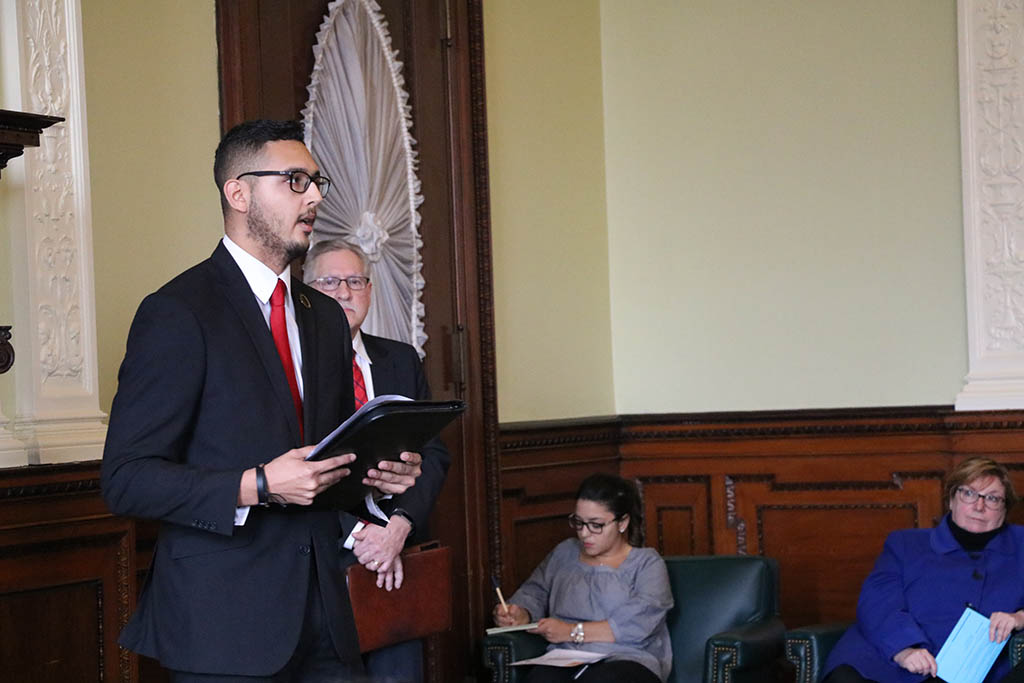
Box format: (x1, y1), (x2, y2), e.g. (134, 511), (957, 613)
(211, 243), (302, 445)
(364, 335), (396, 395)
(293, 281), (318, 443)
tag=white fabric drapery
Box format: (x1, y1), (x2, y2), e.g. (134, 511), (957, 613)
(303, 0), (426, 355)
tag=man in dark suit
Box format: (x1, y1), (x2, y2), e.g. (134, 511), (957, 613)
(101, 120), (422, 682)
(304, 239), (452, 682)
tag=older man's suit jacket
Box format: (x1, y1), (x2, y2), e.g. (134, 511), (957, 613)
(101, 242), (359, 676)
(362, 333), (451, 540)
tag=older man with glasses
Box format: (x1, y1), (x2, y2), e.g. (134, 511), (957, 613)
(304, 238), (452, 683)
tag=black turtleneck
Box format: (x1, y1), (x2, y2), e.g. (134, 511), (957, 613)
(947, 514), (1006, 553)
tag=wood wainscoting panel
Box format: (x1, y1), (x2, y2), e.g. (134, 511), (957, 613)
(758, 504), (918, 626)
(499, 418), (619, 589)
(509, 513), (574, 590)
(0, 581), (103, 680)
(0, 461), (134, 682)
(638, 477), (712, 556)
(728, 468), (945, 625)
(498, 407), (1024, 630)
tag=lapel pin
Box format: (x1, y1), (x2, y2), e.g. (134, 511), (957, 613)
(299, 293), (311, 309)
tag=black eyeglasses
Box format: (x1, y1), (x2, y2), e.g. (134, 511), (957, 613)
(567, 514), (621, 534)
(956, 486), (1006, 510)
(309, 276), (370, 292)
(236, 170), (331, 197)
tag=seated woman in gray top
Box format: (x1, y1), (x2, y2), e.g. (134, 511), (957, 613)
(491, 473), (673, 683)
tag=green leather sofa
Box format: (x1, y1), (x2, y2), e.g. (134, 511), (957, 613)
(482, 554), (790, 683)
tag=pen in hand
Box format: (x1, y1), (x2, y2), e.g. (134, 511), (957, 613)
(491, 574), (509, 615)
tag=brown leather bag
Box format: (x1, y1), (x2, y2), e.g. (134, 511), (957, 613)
(346, 542), (453, 652)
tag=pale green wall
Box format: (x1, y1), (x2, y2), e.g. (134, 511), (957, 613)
(487, 0), (966, 419)
(484, 0), (617, 422)
(600, 0), (965, 412)
(17, 0), (969, 423)
(82, 0), (222, 411)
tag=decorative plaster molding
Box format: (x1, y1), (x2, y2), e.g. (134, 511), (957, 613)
(3, 0), (105, 464)
(957, 0), (1024, 408)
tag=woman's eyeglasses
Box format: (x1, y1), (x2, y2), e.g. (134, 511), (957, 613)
(567, 514), (620, 533)
(955, 486), (1006, 509)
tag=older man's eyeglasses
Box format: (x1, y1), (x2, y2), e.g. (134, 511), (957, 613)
(309, 276), (370, 292)
(955, 486), (1006, 509)
(236, 170), (332, 198)
(567, 514), (620, 533)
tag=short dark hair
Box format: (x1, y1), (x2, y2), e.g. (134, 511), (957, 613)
(575, 473), (645, 546)
(213, 119), (306, 211)
(945, 457), (1018, 510)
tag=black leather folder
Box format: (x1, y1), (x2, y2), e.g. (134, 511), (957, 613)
(308, 396), (465, 509)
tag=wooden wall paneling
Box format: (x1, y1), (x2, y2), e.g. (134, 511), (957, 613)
(620, 414), (957, 627)
(5, 409), (1024, 680)
(636, 477), (712, 557)
(504, 500), (573, 593)
(732, 468), (945, 626)
(216, 0), (330, 128)
(0, 463), (133, 682)
(502, 407), (1024, 637)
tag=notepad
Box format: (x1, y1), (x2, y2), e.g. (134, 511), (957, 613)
(510, 649), (608, 668)
(485, 622), (540, 636)
(935, 606), (1008, 683)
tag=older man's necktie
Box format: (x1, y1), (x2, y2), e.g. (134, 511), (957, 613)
(352, 356), (368, 409)
(270, 279), (303, 439)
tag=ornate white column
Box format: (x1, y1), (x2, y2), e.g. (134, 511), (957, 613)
(0, 0), (106, 464)
(956, 0), (1024, 410)
(0, 0), (29, 466)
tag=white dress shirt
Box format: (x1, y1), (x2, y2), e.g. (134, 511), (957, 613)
(222, 235), (303, 525)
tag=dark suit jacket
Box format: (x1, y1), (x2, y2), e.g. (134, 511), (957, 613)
(101, 242), (360, 675)
(362, 332), (451, 541)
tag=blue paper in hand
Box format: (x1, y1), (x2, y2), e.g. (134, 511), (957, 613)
(935, 607), (1008, 683)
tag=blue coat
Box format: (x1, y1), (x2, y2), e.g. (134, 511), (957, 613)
(823, 516), (1024, 683)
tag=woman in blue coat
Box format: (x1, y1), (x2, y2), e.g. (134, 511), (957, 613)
(823, 458), (1024, 683)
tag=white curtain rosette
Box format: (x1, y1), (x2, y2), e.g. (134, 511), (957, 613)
(302, 0), (426, 356)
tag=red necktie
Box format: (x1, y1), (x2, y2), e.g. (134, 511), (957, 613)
(352, 356), (368, 409)
(270, 280), (303, 439)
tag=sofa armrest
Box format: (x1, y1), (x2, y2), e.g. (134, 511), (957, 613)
(482, 631), (548, 683)
(1011, 630), (1024, 667)
(705, 617), (787, 683)
(785, 622), (851, 683)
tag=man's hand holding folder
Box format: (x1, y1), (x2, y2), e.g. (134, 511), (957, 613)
(305, 394), (466, 510)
